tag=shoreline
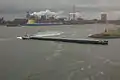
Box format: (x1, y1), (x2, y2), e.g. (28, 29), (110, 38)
(88, 27), (120, 39)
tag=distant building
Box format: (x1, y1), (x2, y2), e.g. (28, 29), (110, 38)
(0, 17), (4, 24)
(26, 11), (31, 19)
(101, 13), (107, 22)
(13, 19), (27, 25)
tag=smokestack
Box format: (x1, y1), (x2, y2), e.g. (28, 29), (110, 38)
(73, 5), (76, 20)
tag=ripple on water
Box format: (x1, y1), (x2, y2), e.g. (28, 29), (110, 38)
(45, 43), (64, 60)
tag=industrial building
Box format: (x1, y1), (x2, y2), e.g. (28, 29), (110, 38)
(101, 13), (107, 23)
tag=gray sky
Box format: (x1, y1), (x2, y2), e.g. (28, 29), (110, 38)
(1, 0), (120, 19)
(1, 0), (120, 11)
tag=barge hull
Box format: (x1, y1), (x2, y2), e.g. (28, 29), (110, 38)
(22, 37), (108, 45)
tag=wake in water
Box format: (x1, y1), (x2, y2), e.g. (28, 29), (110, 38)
(16, 31), (64, 40)
(16, 37), (22, 39)
(32, 31), (64, 37)
(45, 43), (64, 60)
(0, 36), (23, 41)
(0, 38), (13, 41)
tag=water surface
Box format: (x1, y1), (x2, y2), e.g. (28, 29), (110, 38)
(0, 24), (120, 80)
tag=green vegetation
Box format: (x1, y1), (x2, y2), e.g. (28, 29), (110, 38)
(102, 28), (120, 36)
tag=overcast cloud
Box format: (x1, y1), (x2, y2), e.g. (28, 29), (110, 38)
(1, 0), (120, 20)
(1, 0), (120, 11)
